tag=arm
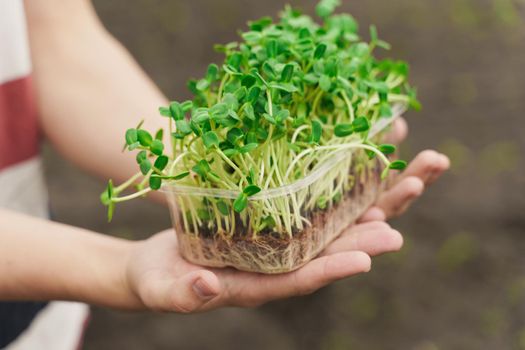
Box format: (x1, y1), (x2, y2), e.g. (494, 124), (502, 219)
(0, 209), (138, 309)
(0, 208), (404, 311)
(26, 0), (167, 183)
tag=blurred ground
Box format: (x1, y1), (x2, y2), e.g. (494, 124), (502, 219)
(43, 0), (525, 349)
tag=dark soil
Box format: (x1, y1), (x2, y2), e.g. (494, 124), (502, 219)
(173, 155), (382, 273)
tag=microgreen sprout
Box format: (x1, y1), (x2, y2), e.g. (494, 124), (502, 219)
(102, 1), (417, 242)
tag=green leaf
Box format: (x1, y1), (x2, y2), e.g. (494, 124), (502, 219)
(159, 107), (171, 117)
(269, 83), (298, 93)
(169, 102), (184, 120)
(155, 129), (164, 141)
(379, 103), (392, 118)
(106, 180), (114, 202)
(190, 120), (202, 136)
(319, 75), (332, 92)
(150, 139), (164, 156)
(192, 159), (210, 179)
(175, 119), (192, 135)
(314, 43), (327, 59)
(378, 144), (396, 155)
(263, 113), (277, 125)
(281, 64), (294, 82)
(243, 184), (261, 196)
(316, 195), (328, 209)
(316, 0), (341, 18)
(149, 175), (162, 190)
(136, 150), (148, 164)
(196, 79), (210, 91)
(139, 158), (152, 175)
(222, 93), (239, 110)
(248, 16), (272, 31)
(261, 216), (276, 230)
(246, 131), (257, 144)
(244, 103), (255, 120)
(248, 167), (256, 185)
(247, 86), (261, 103)
(324, 58), (338, 77)
(366, 150), (376, 159)
(192, 109), (210, 123)
(241, 31), (263, 43)
(173, 171), (190, 180)
(256, 127), (268, 141)
(125, 129), (138, 145)
(197, 208), (211, 220)
(181, 100), (193, 112)
(333, 191), (342, 203)
(223, 64), (239, 75)
(210, 103), (229, 119)
(128, 142), (140, 151)
(303, 74), (319, 84)
(389, 160), (408, 170)
(206, 63), (219, 81)
(227, 128), (244, 145)
(233, 193), (248, 213)
(227, 52), (243, 69)
(217, 200), (229, 216)
(334, 123), (353, 137)
(154, 155), (169, 170)
(266, 39), (278, 58)
(203, 131), (220, 149)
(223, 148), (239, 157)
(311, 120), (322, 143)
(241, 74), (257, 88)
(408, 88), (422, 111)
(275, 109), (290, 123)
(234, 87), (247, 101)
(352, 117), (370, 132)
(370, 25), (378, 42)
(262, 62), (277, 79)
(137, 130), (153, 147)
(239, 143), (258, 154)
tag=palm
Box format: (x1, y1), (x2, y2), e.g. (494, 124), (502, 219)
(127, 220), (399, 313)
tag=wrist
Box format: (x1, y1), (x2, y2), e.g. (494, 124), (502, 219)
(100, 237), (145, 310)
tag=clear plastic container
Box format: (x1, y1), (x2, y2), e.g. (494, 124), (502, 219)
(163, 104), (405, 274)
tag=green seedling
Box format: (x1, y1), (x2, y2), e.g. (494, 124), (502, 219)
(102, 0), (415, 242)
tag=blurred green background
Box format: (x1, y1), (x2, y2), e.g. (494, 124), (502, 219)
(43, 0), (525, 349)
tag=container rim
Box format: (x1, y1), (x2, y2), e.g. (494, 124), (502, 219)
(161, 103), (406, 200)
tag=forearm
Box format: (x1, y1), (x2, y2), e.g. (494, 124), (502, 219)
(0, 209), (141, 309)
(25, 0), (168, 184)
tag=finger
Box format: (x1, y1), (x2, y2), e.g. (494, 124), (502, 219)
(384, 117), (408, 145)
(322, 225), (403, 256)
(376, 176), (424, 218)
(227, 251), (371, 306)
(396, 150), (450, 186)
(276, 251), (371, 297)
(146, 270), (221, 313)
(357, 206), (386, 223)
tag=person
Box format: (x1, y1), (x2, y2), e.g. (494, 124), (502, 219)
(0, 0), (450, 349)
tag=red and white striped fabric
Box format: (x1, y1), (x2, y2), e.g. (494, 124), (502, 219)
(0, 1), (89, 349)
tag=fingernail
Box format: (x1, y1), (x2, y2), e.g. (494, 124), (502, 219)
(192, 278), (218, 300)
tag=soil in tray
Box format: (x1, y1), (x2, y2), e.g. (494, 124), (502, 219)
(175, 162), (384, 273)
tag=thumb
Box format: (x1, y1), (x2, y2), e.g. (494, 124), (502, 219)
(149, 270), (221, 313)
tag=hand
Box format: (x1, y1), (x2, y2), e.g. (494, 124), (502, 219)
(125, 118), (449, 313)
(359, 118), (450, 222)
(125, 220), (402, 313)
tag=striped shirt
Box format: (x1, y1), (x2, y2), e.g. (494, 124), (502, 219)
(0, 1), (89, 349)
